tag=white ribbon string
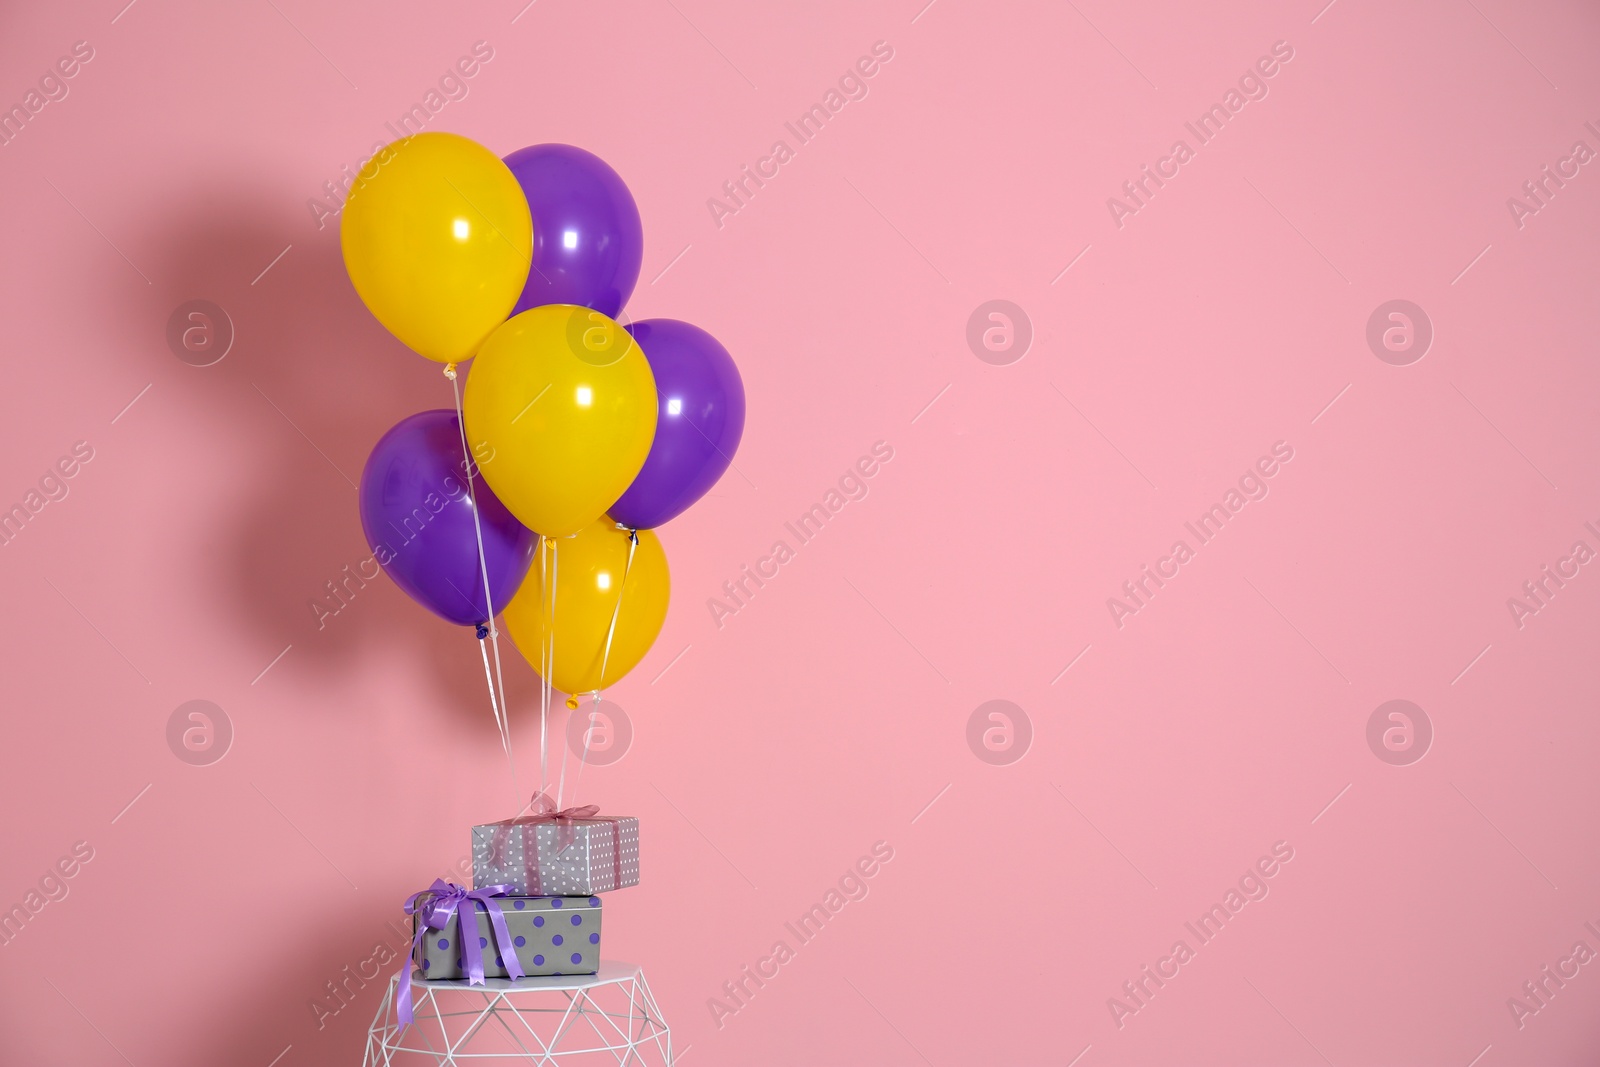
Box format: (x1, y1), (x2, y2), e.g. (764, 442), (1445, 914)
(539, 537), (561, 797)
(594, 526), (640, 695)
(556, 702), (571, 810)
(548, 538), (561, 803)
(567, 693), (597, 809)
(538, 539), (549, 797)
(476, 638), (503, 752)
(567, 525), (636, 809)
(447, 366), (517, 797)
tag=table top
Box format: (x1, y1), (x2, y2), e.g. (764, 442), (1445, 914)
(398, 959), (643, 993)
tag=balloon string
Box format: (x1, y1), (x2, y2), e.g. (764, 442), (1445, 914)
(556, 700), (570, 809)
(542, 539), (551, 796)
(548, 538), (560, 803)
(539, 537), (559, 797)
(476, 637), (504, 763)
(474, 621), (507, 748)
(537, 540), (548, 797)
(487, 619), (514, 791)
(455, 375), (516, 798)
(567, 693), (598, 810)
(562, 526), (636, 811)
(446, 363), (517, 799)
(594, 526), (640, 697)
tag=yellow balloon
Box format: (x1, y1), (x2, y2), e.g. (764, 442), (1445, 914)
(464, 305), (658, 537)
(504, 519), (670, 695)
(340, 132), (532, 363)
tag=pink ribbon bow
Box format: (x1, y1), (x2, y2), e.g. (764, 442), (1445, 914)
(516, 790), (602, 825)
(488, 791), (623, 894)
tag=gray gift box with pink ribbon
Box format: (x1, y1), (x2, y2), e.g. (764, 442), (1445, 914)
(413, 893), (602, 980)
(472, 803), (640, 895)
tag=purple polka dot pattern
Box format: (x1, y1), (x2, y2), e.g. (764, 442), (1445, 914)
(413, 895), (601, 980)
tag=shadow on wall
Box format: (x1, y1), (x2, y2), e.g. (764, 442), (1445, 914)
(120, 179), (527, 733)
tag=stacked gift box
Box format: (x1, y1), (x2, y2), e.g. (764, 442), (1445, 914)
(403, 794), (638, 986)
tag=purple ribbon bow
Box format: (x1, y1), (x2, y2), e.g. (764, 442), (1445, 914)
(395, 879), (526, 1027)
(488, 791), (622, 893)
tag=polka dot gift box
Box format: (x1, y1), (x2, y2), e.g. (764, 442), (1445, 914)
(472, 806), (640, 896)
(413, 893), (603, 980)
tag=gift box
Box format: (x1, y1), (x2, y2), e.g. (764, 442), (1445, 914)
(412, 892), (602, 979)
(472, 800), (640, 895)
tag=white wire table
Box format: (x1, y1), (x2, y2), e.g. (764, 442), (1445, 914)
(363, 960), (673, 1065)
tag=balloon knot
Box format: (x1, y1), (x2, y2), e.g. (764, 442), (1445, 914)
(475, 623), (489, 640)
(564, 694), (580, 710)
(443, 363), (458, 381)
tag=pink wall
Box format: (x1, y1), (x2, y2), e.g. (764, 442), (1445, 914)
(3, 0), (1599, 1063)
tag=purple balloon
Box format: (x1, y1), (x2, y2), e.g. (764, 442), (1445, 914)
(359, 410), (537, 627)
(609, 320), (746, 529)
(504, 144), (643, 319)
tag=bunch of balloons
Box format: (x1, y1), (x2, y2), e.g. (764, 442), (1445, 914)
(344, 132), (744, 714)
